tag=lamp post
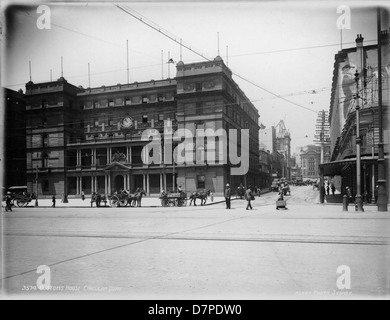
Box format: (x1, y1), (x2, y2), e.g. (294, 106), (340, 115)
(35, 166), (39, 207)
(354, 70), (364, 212)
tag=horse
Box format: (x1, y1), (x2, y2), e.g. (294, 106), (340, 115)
(189, 190), (211, 206)
(128, 189), (146, 207)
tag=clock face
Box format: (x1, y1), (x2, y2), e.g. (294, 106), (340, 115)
(121, 117), (134, 129)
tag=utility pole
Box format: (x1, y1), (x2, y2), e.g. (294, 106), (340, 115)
(355, 70), (364, 212)
(35, 166), (39, 207)
(376, 8), (388, 211)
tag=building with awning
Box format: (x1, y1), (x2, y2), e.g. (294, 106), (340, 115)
(320, 32), (389, 202)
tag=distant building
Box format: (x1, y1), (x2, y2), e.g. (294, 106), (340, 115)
(300, 145), (321, 179)
(259, 149), (272, 189)
(275, 120), (292, 179)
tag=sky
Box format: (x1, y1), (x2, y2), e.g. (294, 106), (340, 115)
(2, 0), (389, 152)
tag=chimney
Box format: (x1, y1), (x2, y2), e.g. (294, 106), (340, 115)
(380, 29), (389, 45)
(355, 34), (364, 48)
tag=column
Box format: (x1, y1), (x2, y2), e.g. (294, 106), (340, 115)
(124, 175), (127, 190)
(76, 177), (80, 195)
(108, 175), (111, 194)
(77, 150), (81, 166)
(80, 176), (83, 194)
(128, 147), (132, 164)
(146, 174), (150, 194)
(92, 149), (96, 165)
(105, 175), (108, 194)
(160, 174), (163, 192)
(91, 176), (94, 193)
(127, 174), (131, 191)
(143, 174), (146, 191)
(108, 148), (112, 164)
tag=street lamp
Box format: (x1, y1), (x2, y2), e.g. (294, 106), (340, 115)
(354, 70), (364, 212)
(35, 166), (39, 207)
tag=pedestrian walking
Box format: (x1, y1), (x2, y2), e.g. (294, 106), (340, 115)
(374, 186), (379, 203)
(81, 191), (85, 201)
(331, 183), (336, 196)
(326, 184), (330, 196)
(225, 184), (231, 209)
(96, 193), (102, 207)
(51, 194), (56, 208)
(245, 187), (253, 210)
(5, 192), (13, 212)
(346, 187), (353, 204)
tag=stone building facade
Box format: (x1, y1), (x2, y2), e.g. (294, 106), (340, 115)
(23, 57), (260, 197)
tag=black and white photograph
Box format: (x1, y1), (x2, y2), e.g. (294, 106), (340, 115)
(1, 0), (389, 303)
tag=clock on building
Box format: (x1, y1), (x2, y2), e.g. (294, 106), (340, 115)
(120, 116), (134, 130)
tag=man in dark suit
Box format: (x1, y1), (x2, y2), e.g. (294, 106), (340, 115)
(225, 184), (231, 209)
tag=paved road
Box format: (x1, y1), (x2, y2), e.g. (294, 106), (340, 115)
(1, 186), (389, 299)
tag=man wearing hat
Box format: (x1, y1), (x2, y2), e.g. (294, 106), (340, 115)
(225, 184), (231, 209)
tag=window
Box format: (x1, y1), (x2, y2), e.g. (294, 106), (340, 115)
(125, 98), (131, 106)
(196, 123), (205, 136)
(158, 114), (164, 121)
(41, 99), (48, 108)
(196, 83), (202, 92)
(197, 175), (206, 189)
(42, 152), (49, 168)
(93, 101), (100, 109)
(142, 96), (148, 104)
(142, 115), (148, 123)
(108, 99), (114, 107)
(42, 117), (47, 126)
(42, 134), (49, 147)
(196, 102), (203, 115)
(158, 94), (164, 102)
(109, 119), (114, 127)
(94, 120), (99, 127)
(43, 180), (49, 193)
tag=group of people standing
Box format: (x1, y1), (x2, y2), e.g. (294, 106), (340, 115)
(225, 184), (256, 210)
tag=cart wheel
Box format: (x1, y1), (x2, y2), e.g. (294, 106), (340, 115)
(120, 200), (127, 207)
(111, 196), (120, 207)
(182, 199), (187, 207)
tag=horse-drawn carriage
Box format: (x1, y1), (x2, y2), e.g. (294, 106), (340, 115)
(159, 192), (188, 207)
(189, 190), (211, 206)
(159, 189), (211, 207)
(10, 192), (36, 207)
(90, 193), (108, 207)
(108, 189), (146, 208)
